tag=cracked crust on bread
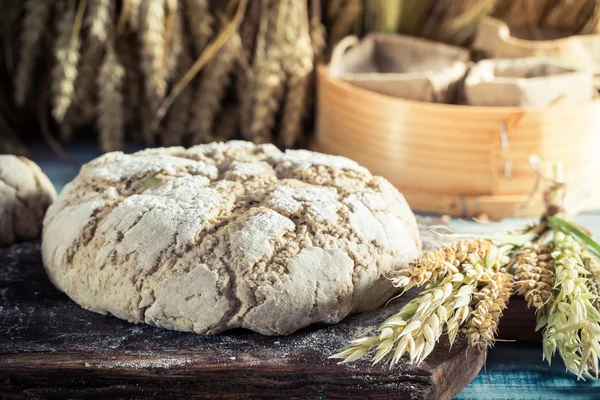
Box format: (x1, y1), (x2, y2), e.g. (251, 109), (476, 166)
(42, 141), (421, 335)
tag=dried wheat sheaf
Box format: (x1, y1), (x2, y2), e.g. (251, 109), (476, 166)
(8, 0), (360, 151)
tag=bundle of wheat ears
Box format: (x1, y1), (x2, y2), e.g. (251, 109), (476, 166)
(333, 164), (600, 380)
(1, 0), (359, 152)
(3, 0), (598, 153)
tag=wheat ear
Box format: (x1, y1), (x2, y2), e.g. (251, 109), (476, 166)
(279, 0), (313, 148)
(87, 0), (113, 42)
(234, 0), (261, 101)
(582, 250), (600, 310)
(310, 0), (327, 62)
(75, 0), (115, 125)
(117, 35), (143, 142)
(239, 0), (269, 133)
(140, 0), (167, 143)
(191, 30), (241, 144)
(15, 0), (52, 107)
(149, 0), (248, 131)
(164, 36), (193, 146)
(390, 239), (494, 290)
(464, 270), (514, 349)
(515, 244), (555, 309)
(539, 231), (600, 379)
(97, 49), (125, 152)
(240, 0), (288, 144)
(301, 0), (326, 131)
(239, 0), (262, 66)
(163, 0), (182, 81)
(184, 0), (213, 57)
(332, 240), (508, 366)
(126, 0), (142, 31)
(51, 0), (87, 122)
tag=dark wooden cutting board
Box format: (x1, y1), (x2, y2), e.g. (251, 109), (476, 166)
(0, 217), (533, 399)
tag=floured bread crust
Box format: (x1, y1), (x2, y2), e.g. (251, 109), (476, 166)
(42, 141), (421, 335)
(0, 155), (57, 245)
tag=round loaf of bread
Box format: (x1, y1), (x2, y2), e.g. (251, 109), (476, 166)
(0, 155), (57, 245)
(42, 141), (421, 335)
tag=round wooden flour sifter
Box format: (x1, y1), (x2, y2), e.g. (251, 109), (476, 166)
(314, 44), (600, 219)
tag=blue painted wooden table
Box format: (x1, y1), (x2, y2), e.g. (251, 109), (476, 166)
(28, 140), (600, 399)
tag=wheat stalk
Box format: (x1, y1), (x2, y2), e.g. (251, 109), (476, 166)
(164, 35), (193, 146)
(140, 0), (167, 142)
(15, 0), (52, 107)
(279, 0), (313, 148)
(51, 0), (87, 123)
(190, 30), (241, 143)
(97, 48), (125, 152)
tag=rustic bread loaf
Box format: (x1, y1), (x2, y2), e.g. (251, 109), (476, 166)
(0, 155), (56, 245)
(42, 141), (421, 335)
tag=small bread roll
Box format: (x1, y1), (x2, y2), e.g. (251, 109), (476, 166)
(0, 155), (57, 245)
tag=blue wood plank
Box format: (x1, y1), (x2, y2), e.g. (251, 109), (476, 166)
(456, 343), (600, 399)
(28, 140), (600, 399)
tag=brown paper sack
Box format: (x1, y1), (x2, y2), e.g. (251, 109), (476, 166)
(463, 58), (594, 107)
(329, 34), (470, 103)
(472, 17), (600, 88)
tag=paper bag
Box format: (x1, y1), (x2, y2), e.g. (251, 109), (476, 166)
(329, 34), (470, 103)
(463, 58), (594, 107)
